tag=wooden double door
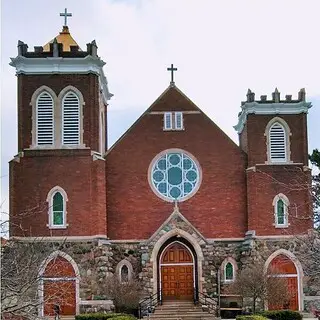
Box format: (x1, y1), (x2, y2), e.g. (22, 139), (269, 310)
(160, 242), (194, 300)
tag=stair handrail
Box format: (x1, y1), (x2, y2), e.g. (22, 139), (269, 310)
(138, 290), (161, 319)
(194, 289), (218, 316)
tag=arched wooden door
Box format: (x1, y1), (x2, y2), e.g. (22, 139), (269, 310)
(268, 254), (299, 310)
(160, 242), (194, 300)
(42, 256), (77, 316)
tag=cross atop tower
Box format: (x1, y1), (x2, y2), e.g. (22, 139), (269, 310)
(167, 64), (178, 86)
(60, 8), (72, 27)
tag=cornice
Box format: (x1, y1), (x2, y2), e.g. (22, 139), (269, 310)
(9, 55), (113, 104)
(234, 101), (312, 134)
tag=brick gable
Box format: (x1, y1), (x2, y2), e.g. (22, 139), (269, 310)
(106, 86), (248, 239)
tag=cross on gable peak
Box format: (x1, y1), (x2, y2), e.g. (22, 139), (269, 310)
(167, 63), (178, 86)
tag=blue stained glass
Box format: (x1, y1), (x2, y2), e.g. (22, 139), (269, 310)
(170, 187), (181, 199)
(183, 158), (192, 169)
(151, 151), (200, 201)
(169, 154), (180, 165)
(158, 182), (167, 194)
(158, 158), (167, 170)
(153, 170), (164, 182)
(168, 167), (182, 185)
(186, 170), (197, 182)
(184, 182), (193, 194)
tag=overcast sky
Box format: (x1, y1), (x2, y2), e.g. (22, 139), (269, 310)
(1, 0), (320, 215)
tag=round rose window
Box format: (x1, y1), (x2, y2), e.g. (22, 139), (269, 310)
(150, 150), (201, 202)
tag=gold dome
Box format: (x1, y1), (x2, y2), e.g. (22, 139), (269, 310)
(43, 26), (81, 52)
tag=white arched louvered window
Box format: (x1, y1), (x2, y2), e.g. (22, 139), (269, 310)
(269, 122), (287, 162)
(62, 92), (80, 145)
(36, 92), (54, 145)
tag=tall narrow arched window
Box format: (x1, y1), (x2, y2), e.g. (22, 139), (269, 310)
(52, 192), (64, 226)
(225, 262), (234, 281)
(221, 258), (237, 283)
(47, 187), (68, 229)
(120, 265), (129, 283)
(273, 194), (289, 228)
(36, 92), (54, 145)
(62, 91), (80, 145)
(269, 122), (287, 163)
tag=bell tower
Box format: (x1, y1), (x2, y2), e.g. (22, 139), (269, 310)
(9, 10), (112, 238)
(234, 89), (313, 236)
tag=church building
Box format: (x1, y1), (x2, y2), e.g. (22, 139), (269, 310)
(8, 11), (317, 317)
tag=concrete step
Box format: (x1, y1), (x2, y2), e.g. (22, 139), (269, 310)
(145, 301), (217, 320)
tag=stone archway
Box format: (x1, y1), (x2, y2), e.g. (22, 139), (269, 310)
(39, 251), (80, 316)
(264, 249), (304, 311)
(159, 241), (195, 300)
(150, 228), (204, 300)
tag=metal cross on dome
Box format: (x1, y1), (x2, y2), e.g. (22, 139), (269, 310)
(60, 8), (72, 27)
(167, 64), (178, 86)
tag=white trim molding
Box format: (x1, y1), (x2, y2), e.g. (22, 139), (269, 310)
(264, 117), (292, 164)
(220, 257), (238, 283)
(272, 193), (290, 228)
(115, 259), (134, 283)
(234, 101), (312, 134)
(150, 228), (204, 297)
(46, 186), (68, 229)
(10, 55), (113, 104)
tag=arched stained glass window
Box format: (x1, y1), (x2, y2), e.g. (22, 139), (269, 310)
(273, 194), (289, 227)
(225, 262), (234, 281)
(150, 151), (201, 202)
(52, 192), (64, 226)
(277, 199), (285, 225)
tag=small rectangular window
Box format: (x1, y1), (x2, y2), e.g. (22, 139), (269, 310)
(164, 112), (172, 130)
(174, 112), (183, 130)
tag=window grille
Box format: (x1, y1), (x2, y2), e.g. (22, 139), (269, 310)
(269, 123), (286, 162)
(163, 112), (184, 130)
(175, 112), (183, 130)
(62, 92), (80, 145)
(164, 112), (172, 130)
(36, 92), (54, 145)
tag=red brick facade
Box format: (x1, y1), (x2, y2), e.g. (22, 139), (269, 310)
(17, 74), (101, 152)
(9, 48), (312, 241)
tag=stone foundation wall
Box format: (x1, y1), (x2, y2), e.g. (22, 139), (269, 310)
(7, 231), (319, 313)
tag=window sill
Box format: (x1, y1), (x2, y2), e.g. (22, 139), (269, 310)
(47, 223), (69, 229)
(163, 128), (185, 131)
(274, 224), (289, 229)
(28, 144), (87, 150)
(223, 279), (235, 284)
(263, 160), (295, 165)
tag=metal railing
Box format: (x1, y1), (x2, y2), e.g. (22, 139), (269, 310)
(194, 289), (218, 316)
(138, 290), (162, 319)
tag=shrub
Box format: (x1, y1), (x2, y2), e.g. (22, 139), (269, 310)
(260, 310), (302, 320)
(75, 313), (137, 320)
(236, 316), (268, 320)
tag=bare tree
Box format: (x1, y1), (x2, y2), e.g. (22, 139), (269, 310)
(310, 149), (320, 226)
(231, 262), (291, 313)
(101, 276), (142, 313)
(1, 239), (76, 320)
